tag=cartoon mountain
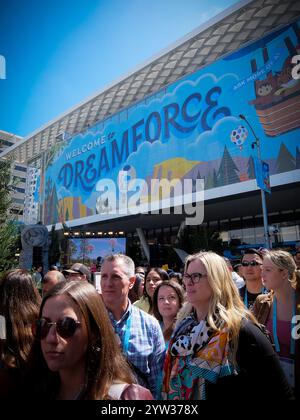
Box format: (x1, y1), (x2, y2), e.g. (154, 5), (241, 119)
(276, 143), (296, 173)
(140, 157), (201, 202)
(57, 196), (94, 222)
(152, 157), (201, 179)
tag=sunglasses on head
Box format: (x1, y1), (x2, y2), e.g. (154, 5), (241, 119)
(241, 261), (262, 267)
(32, 317), (81, 340)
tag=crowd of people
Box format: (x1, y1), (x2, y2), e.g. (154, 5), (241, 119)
(0, 247), (299, 400)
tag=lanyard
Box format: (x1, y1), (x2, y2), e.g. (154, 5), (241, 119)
(112, 305), (132, 354)
(244, 287), (266, 307)
(272, 291), (296, 355)
(122, 313), (132, 354)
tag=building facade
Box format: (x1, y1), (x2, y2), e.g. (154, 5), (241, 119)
(1, 0), (300, 265)
(0, 130), (26, 221)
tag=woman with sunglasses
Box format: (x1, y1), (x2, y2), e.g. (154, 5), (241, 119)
(0, 269), (41, 399)
(134, 268), (169, 314)
(253, 250), (300, 399)
(24, 280), (153, 400)
(162, 252), (293, 400)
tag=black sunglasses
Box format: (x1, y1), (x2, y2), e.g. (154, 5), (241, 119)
(241, 261), (262, 267)
(32, 317), (81, 340)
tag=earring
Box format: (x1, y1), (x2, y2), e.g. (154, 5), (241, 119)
(91, 345), (101, 353)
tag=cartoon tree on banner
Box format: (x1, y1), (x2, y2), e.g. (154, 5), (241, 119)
(44, 178), (53, 225)
(50, 184), (59, 225)
(296, 147), (300, 169)
(213, 169), (218, 187)
(205, 169), (218, 189)
(247, 155), (255, 179)
(217, 146), (240, 186)
(45, 141), (67, 169)
(43, 178), (59, 225)
(276, 143), (295, 173)
(192, 170), (202, 193)
(204, 172), (213, 189)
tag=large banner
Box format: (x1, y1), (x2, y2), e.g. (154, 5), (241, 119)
(42, 20), (300, 226)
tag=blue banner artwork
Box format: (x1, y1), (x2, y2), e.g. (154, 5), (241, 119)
(42, 20), (300, 225)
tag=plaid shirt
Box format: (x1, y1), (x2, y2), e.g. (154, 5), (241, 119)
(107, 300), (165, 399)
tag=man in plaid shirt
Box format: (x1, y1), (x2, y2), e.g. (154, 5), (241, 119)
(101, 254), (165, 399)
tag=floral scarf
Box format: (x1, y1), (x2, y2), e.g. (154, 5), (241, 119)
(162, 312), (236, 400)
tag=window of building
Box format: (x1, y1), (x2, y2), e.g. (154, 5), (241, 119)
(13, 198), (24, 204)
(278, 223), (299, 242)
(0, 139), (14, 147)
(228, 228), (242, 245)
(14, 165), (27, 173)
(10, 208), (23, 215)
(13, 187), (26, 193)
(242, 228), (256, 245)
(219, 219), (229, 245)
(13, 176), (26, 183)
(254, 226), (264, 244)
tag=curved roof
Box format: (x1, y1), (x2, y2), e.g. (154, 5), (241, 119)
(1, 0), (299, 163)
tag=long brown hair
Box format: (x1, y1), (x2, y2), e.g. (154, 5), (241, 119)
(26, 280), (135, 400)
(152, 280), (185, 341)
(0, 269), (41, 368)
(143, 267), (169, 312)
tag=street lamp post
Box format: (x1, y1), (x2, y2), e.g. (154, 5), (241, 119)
(239, 114), (272, 249)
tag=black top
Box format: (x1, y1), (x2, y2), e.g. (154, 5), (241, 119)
(239, 286), (261, 310)
(205, 319), (294, 400)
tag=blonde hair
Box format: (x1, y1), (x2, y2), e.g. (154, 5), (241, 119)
(263, 249), (298, 289)
(184, 251), (258, 361)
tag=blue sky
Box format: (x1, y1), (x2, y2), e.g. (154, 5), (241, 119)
(0, 0), (240, 137)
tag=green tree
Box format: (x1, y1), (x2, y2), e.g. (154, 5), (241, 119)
(177, 225), (224, 255)
(0, 157), (20, 272)
(48, 225), (61, 267)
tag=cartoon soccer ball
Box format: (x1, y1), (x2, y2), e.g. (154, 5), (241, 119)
(230, 125), (248, 148)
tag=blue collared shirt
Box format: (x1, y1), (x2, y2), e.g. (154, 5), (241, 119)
(107, 300), (165, 399)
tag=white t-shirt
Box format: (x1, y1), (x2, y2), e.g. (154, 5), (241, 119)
(232, 272), (245, 289)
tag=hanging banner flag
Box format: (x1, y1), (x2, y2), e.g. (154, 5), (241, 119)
(254, 157), (271, 194)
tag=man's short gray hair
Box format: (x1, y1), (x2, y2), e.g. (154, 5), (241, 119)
(43, 270), (65, 284)
(102, 254), (135, 278)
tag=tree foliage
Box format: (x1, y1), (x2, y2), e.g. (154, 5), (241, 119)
(0, 157), (21, 271)
(176, 225), (224, 255)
